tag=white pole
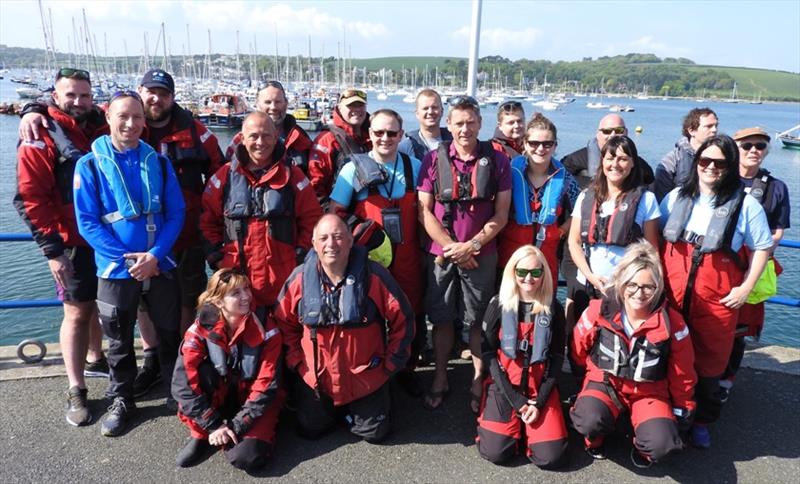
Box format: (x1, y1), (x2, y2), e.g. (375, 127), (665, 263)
(466, 0), (482, 97)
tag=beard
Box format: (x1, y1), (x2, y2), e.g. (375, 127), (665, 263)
(145, 104), (171, 123)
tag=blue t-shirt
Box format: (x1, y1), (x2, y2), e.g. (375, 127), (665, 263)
(659, 189), (773, 252)
(330, 153), (422, 207)
(571, 190), (661, 282)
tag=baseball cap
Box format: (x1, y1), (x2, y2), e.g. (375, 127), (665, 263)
(140, 68), (174, 93)
(339, 89), (367, 106)
(732, 127), (770, 142)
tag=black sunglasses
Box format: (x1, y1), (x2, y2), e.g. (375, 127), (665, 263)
(525, 139), (556, 149)
(56, 67), (91, 83)
(515, 267), (544, 279)
(499, 100), (522, 112)
(598, 127), (626, 135)
(109, 90), (142, 104)
(739, 142), (768, 151)
(340, 89), (367, 102)
(697, 156), (727, 169)
(449, 95), (480, 109)
(371, 129), (400, 139)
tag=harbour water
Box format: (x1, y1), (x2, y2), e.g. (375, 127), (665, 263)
(0, 76), (798, 347)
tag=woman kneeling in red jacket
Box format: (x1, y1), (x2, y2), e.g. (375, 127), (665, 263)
(172, 268), (283, 470)
(570, 241), (697, 468)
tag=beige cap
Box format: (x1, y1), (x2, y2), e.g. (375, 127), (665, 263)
(733, 127), (770, 141)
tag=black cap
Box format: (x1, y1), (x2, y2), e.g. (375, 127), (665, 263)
(140, 68), (174, 93)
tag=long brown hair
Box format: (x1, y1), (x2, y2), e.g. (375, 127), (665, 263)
(589, 135), (643, 204)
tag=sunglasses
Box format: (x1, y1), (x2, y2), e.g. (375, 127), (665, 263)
(515, 267), (544, 279)
(109, 90), (143, 104)
(218, 268), (247, 283)
(371, 129), (400, 139)
(598, 127), (626, 135)
(499, 100), (522, 112)
(624, 281), (656, 296)
(697, 156), (727, 169)
(739, 142), (768, 151)
(265, 80), (285, 91)
(525, 139), (556, 149)
(340, 89), (367, 102)
(449, 95), (480, 109)
(56, 67), (91, 82)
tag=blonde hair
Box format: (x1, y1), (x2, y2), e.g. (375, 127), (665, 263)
(196, 268), (251, 313)
(609, 240), (664, 310)
(498, 245), (553, 316)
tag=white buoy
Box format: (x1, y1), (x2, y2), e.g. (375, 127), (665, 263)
(635, 126), (643, 133)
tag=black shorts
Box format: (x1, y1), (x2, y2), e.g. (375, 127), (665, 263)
(174, 246), (208, 309)
(55, 246), (98, 303)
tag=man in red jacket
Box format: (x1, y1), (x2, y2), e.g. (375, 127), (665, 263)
(200, 112), (322, 311)
(14, 67), (108, 427)
(274, 214), (415, 442)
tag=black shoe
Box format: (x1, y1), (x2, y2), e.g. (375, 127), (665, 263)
(585, 444), (606, 460)
(631, 448), (653, 469)
(165, 395), (178, 413)
(83, 357), (110, 378)
(101, 397), (134, 437)
(65, 386), (92, 426)
(176, 438), (212, 467)
(132, 366), (162, 398)
(395, 369), (424, 397)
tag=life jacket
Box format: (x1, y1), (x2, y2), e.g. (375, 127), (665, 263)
(433, 140), (497, 203)
(157, 108), (211, 196)
(406, 128), (452, 160)
(90, 136), (164, 227)
(350, 153), (414, 195)
(326, 124), (368, 177)
(491, 134), (521, 159)
(499, 305), (552, 366)
(580, 186), (645, 246)
(282, 115), (311, 172)
(744, 169), (773, 208)
(589, 300), (671, 383)
(299, 245), (370, 327)
(662, 189), (746, 318)
(48, 121), (86, 205)
(510, 155), (566, 227)
(222, 156), (295, 270)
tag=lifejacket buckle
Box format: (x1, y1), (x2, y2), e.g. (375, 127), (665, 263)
(518, 339), (529, 353)
(145, 224), (157, 232)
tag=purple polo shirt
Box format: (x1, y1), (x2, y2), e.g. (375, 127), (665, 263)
(417, 142), (511, 257)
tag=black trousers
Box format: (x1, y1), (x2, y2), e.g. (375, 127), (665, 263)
(97, 272), (180, 400)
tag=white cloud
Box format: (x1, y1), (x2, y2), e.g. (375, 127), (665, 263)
(451, 25), (542, 54)
(629, 36), (689, 57)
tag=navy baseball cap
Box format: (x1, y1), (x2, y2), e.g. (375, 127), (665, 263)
(140, 68), (174, 93)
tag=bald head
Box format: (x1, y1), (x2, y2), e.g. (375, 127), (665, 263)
(241, 112), (277, 167)
(312, 214), (353, 273)
(596, 114), (627, 148)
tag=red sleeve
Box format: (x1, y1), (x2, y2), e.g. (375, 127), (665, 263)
(14, 138), (66, 258)
(243, 324), (282, 403)
(273, 270), (308, 374)
(225, 132), (242, 162)
(666, 309), (698, 411)
(171, 324), (222, 430)
(367, 264), (415, 375)
(196, 120), (224, 176)
(290, 167), (323, 250)
(308, 131), (338, 200)
(571, 301), (600, 369)
(200, 163), (229, 249)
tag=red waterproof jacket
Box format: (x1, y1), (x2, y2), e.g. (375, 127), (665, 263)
(572, 298), (697, 412)
(150, 105), (223, 251)
(225, 114), (313, 167)
(172, 304), (282, 437)
(200, 146), (323, 306)
(14, 106), (108, 258)
(273, 251), (415, 406)
(308, 108), (371, 200)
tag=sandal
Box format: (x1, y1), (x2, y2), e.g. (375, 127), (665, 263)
(423, 387), (450, 411)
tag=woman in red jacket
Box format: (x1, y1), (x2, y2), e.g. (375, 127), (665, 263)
(570, 242), (697, 469)
(172, 268), (283, 471)
(476, 245), (567, 469)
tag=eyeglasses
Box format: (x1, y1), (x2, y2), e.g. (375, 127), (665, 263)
(340, 89), (367, 102)
(598, 127), (626, 135)
(624, 281), (656, 296)
(515, 267), (544, 279)
(525, 139), (556, 150)
(449, 95), (480, 109)
(697, 156), (727, 169)
(56, 67), (91, 83)
(739, 142), (768, 151)
(371, 129), (400, 139)
(499, 100), (522, 112)
(109, 90), (143, 104)
(218, 268), (247, 283)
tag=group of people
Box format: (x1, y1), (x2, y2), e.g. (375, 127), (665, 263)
(14, 66), (790, 472)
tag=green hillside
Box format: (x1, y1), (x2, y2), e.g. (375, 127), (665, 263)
(688, 65), (800, 100)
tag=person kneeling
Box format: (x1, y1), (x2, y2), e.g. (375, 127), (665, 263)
(172, 269), (283, 471)
(476, 245), (568, 469)
(570, 242), (696, 468)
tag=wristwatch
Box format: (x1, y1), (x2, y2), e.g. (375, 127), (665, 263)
(470, 238), (482, 252)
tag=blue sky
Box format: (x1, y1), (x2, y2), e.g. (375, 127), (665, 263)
(1, 0), (798, 73)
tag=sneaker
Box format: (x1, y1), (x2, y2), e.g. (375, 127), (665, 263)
(585, 444), (606, 460)
(631, 448), (653, 469)
(718, 379), (734, 404)
(165, 395), (179, 413)
(690, 424), (711, 449)
(101, 397), (134, 437)
(65, 386), (92, 427)
(176, 437), (212, 467)
(84, 356), (110, 378)
(132, 366), (162, 398)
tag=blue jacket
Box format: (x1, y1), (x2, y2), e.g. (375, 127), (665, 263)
(74, 135), (185, 279)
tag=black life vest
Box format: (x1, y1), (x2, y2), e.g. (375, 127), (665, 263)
(222, 158), (296, 268)
(158, 107), (211, 195)
(580, 186), (645, 246)
(48, 121), (85, 205)
(434, 140), (497, 203)
(589, 301), (671, 383)
(745, 169), (773, 209)
(327, 124), (368, 177)
(350, 153), (414, 196)
(499, 303), (552, 366)
(662, 188), (745, 254)
(300, 245), (371, 327)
